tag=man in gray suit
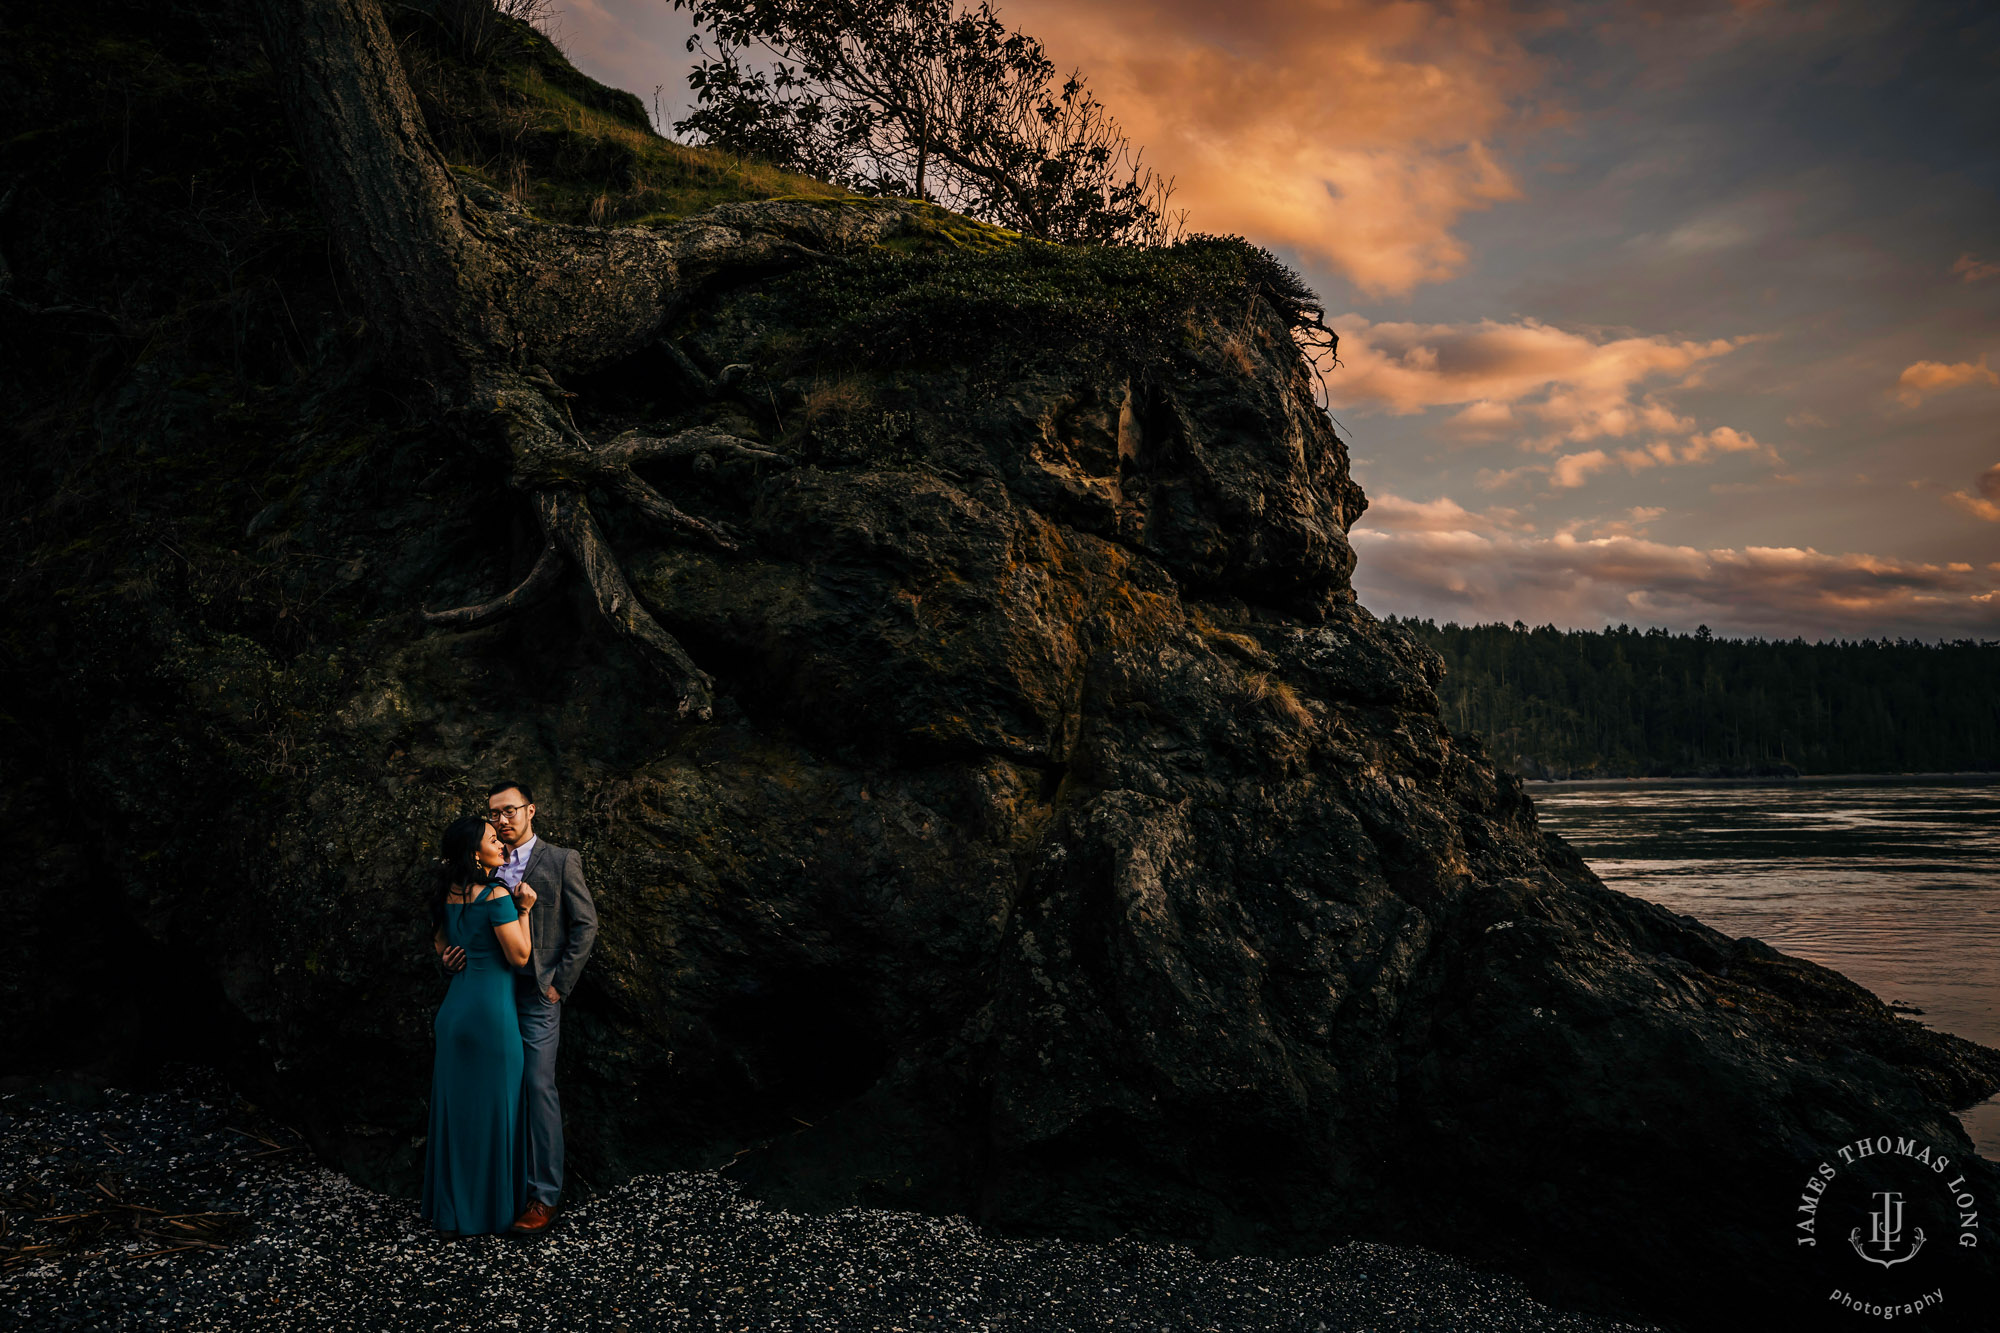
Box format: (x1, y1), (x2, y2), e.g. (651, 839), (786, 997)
(442, 779), (597, 1237)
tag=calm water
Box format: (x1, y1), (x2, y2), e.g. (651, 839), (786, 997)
(1531, 777), (2000, 1158)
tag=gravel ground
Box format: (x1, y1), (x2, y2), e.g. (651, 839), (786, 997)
(0, 1070), (1662, 1333)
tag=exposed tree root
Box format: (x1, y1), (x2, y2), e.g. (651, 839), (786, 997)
(258, 0), (929, 722)
(421, 526), (564, 630)
(544, 489), (716, 719)
(602, 470), (743, 553)
(599, 427), (791, 470)
(421, 371), (803, 719)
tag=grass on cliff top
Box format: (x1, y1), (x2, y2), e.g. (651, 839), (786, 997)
(409, 16), (860, 227)
(409, 14), (1302, 369)
(409, 15), (1041, 247)
(484, 61), (852, 225)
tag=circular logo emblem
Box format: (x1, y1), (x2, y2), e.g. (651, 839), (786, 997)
(1792, 1131), (1984, 1325)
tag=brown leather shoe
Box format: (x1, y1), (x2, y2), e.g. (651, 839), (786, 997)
(508, 1200), (555, 1237)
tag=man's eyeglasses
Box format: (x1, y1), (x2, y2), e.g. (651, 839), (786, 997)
(488, 804), (531, 821)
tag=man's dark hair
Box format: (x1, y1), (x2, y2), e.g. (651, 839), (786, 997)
(488, 779), (536, 804)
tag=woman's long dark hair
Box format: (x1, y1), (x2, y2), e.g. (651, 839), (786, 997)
(431, 814), (500, 931)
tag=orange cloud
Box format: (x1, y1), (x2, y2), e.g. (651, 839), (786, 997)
(1004, 0), (1553, 295)
(1896, 356), (1998, 407)
(1552, 449), (1613, 488)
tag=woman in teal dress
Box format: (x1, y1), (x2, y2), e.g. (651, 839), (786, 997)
(422, 814), (536, 1237)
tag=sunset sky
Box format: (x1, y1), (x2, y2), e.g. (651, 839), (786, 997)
(554, 0), (1999, 640)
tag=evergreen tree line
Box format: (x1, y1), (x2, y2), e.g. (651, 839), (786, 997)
(1387, 617), (2000, 778)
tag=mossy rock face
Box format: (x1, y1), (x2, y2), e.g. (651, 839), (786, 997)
(6, 6), (2000, 1333)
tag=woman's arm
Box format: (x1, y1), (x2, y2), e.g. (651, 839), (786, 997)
(490, 884), (534, 968)
(432, 926), (466, 978)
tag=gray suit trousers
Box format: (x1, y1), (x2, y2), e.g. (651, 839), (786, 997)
(515, 984), (563, 1206)
(507, 838), (595, 1207)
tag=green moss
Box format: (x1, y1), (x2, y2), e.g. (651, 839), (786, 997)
(756, 232), (1310, 374)
(870, 202), (1022, 255)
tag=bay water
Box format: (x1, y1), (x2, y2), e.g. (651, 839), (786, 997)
(1530, 776), (2000, 1158)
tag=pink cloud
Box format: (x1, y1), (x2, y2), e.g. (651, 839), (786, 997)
(1360, 493), (1533, 534)
(548, 0), (699, 130)
(1472, 425), (1777, 494)
(1348, 522), (2000, 640)
(1329, 314), (1742, 450)
(1476, 463), (1545, 491)
(1574, 506), (1667, 540)
(1945, 464), (2000, 522)
(1953, 254), (2000, 284)
(1614, 425), (1772, 472)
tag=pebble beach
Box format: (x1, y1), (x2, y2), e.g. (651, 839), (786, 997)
(0, 1070), (1661, 1333)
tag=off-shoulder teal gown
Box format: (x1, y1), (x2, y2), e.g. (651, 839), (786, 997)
(421, 881), (525, 1235)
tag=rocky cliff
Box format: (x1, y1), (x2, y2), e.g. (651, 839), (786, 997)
(5, 4), (1997, 1329)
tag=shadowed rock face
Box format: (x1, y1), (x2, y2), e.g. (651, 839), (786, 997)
(5, 8), (1997, 1333)
(31, 257), (1992, 1329)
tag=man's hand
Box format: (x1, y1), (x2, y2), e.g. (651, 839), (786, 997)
(441, 945), (465, 972)
(544, 983), (561, 1004)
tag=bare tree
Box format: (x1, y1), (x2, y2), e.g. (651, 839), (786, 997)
(257, 0), (927, 718)
(671, 0), (1185, 246)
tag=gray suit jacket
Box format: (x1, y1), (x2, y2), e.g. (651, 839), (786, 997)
(511, 838), (598, 999)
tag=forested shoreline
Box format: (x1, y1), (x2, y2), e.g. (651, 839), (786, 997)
(1390, 617), (2000, 779)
